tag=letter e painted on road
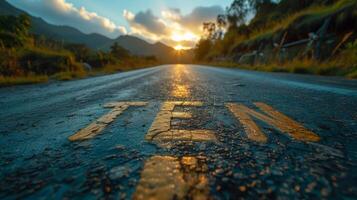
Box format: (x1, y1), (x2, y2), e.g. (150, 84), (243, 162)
(146, 101), (216, 146)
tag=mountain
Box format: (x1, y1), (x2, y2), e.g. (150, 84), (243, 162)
(106, 36), (176, 62)
(0, 0), (176, 62)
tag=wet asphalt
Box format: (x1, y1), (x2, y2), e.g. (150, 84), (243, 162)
(0, 64), (356, 199)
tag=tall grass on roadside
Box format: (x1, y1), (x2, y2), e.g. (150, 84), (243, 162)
(230, 0), (356, 53)
(0, 75), (48, 86)
(205, 48), (357, 79)
(52, 70), (87, 81)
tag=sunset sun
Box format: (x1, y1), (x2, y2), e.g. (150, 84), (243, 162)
(174, 44), (184, 51)
(171, 32), (198, 42)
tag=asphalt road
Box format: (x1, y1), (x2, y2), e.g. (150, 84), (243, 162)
(0, 64), (356, 199)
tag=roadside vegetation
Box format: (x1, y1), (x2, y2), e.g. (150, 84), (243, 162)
(194, 0), (357, 78)
(0, 15), (159, 86)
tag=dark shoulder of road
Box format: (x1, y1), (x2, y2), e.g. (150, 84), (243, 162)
(0, 65), (356, 199)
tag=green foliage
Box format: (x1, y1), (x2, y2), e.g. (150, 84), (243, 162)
(334, 39), (357, 68)
(86, 51), (116, 68)
(195, 0), (356, 78)
(226, 0), (255, 27)
(194, 39), (212, 61)
(0, 14), (31, 47)
(0, 75), (48, 86)
(110, 42), (130, 59)
(64, 43), (92, 61)
(0, 49), (20, 76)
(0, 14), (159, 85)
(19, 48), (81, 75)
(0, 14), (30, 36)
(0, 32), (25, 48)
(52, 70), (87, 81)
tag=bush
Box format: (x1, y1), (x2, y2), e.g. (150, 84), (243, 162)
(19, 48), (82, 75)
(86, 51), (117, 68)
(0, 49), (20, 76)
(0, 32), (27, 48)
(347, 70), (357, 79)
(0, 75), (48, 86)
(0, 14), (31, 48)
(53, 70), (87, 81)
(292, 66), (311, 74)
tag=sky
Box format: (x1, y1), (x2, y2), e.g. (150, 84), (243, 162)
(7, 0), (232, 49)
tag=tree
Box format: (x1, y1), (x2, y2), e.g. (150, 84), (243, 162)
(226, 0), (277, 28)
(216, 15), (227, 40)
(64, 43), (92, 61)
(194, 39), (212, 61)
(110, 42), (130, 59)
(203, 22), (217, 40)
(17, 14), (31, 36)
(0, 14), (31, 47)
(226, 0), (253, 28)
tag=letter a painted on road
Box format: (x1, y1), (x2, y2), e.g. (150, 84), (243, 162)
(226, 102), (320, 143)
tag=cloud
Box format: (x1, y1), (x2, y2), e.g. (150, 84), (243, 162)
(180, 6), (224, 32)
(124, 6), (224, 48)
(124, 9), (168, 36)
(10, 0), (224, 48)
(161, 8), (181, 21)
(10, 0), (126, 38)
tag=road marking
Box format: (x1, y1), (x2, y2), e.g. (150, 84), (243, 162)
(133, 155), (209, 200)
(226, 102), (320, 142)
(146, 101), (216, 147)
(68, 102), (147, 141)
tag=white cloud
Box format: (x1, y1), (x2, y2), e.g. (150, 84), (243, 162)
(124, 6), (224, 48)
(9, 0), (224, 48)
(123, 9), (135, 21)
(161, 8), (181, 21)
(180, 6), (224, 32)
(125, 9), (169, 36)
(10, 0), (126, 38)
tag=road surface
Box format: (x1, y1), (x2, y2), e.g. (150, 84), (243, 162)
(0, 64), (356, 199)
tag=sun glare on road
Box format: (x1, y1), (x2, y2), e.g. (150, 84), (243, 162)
(171, 65), (190, 98)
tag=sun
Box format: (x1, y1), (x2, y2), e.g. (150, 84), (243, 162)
(171, 32), (198, 42)
(174, 45), (184, 51)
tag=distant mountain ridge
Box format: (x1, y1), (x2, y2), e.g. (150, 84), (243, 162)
(0, 0), (176, 62)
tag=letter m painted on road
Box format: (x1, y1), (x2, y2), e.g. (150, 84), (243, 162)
(226, 103), (320, 143)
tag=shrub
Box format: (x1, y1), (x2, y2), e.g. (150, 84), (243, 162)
(0, 75), (48, 86)
(0, 49), (21, 76)
(0, 32), (27, 48)
(53, 70), (87, 81)
(19, 48), (82, 75)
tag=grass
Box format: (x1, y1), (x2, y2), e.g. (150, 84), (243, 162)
(204, 58), (357, 79)
(0, 75), (48, 86)
(347, 70), (357, 79)
(52, 70), (87, 81)
(0, 60), (159, 86)
(232, 0), (356, 51)
(206, 38), (357, 79)
(205, 0), (357, 79)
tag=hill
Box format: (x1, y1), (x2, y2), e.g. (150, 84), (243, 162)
(0, 0), (176, 62)
(195, 0), (357, 78)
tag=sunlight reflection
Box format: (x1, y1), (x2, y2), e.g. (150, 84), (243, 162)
(172, 84), (190, 98)
(134, 155), (209, 200)
(171, 65), (190, 98)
